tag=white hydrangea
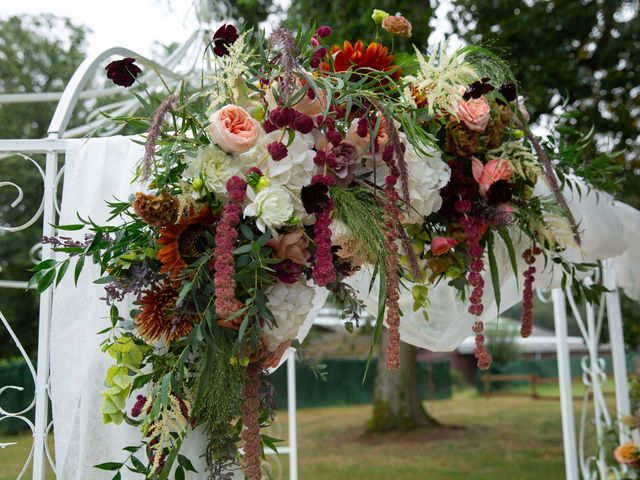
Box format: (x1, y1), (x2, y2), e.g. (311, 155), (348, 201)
(375, 137), (451, 223)
(239, 131), (316, 191)
(243, 185), (295, 232)
(184, 145), (250, 199)
(263, 280), (316, 349)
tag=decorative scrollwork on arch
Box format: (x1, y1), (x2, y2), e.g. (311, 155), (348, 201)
(0, 153), (45, 233)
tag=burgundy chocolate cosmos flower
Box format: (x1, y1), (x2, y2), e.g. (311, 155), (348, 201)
(105, 57), (142, 88)
(212, 24), (239, 57)
(496, 81), (517, 105)
(301, 182), (330, 214)
(486, 179), (514, 204)
(275, 259), (302, 284)
(463, 77), (494, 100)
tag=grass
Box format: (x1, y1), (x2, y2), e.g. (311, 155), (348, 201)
(0, 388), (611, 480)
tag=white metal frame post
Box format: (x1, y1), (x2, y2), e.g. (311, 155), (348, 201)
(604, 260), (633, 445)
(286, 355), (299, 480)
(553, 288), (580, 480)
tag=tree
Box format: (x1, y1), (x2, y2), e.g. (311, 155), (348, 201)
(369, 332), (440, 432)
(447, 0), (640, 202)
(285, 0), (434, 52)
(0, 15), (89, 359)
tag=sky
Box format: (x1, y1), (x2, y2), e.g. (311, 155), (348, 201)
(2, 0), (455, 59)
(2, 0), (198, 58)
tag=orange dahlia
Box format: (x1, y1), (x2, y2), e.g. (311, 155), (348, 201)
(136, 283), (194, 342)
(322, 40), (400, 79)
(156, 207), (216, 278)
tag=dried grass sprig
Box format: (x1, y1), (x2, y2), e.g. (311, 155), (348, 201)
(269, 27), (299, 102)
(140, 94), (179, 183)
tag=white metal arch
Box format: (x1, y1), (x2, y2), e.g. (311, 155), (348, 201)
(0, 13), (634, 480)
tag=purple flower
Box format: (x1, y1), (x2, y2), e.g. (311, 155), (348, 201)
(105, 57), (142, 88)
(213, 24), (239, 57)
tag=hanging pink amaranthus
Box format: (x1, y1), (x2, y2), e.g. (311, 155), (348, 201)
(520, 245), (541, 338)
(462, 215), (492, 370)
(241, 362), (262, 480)
(310, 174), (337, 286)
(381, 144), (402, 371)
(213, 176), (247, 321)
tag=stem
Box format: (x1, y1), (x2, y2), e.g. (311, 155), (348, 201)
(513, 116), (581, 246)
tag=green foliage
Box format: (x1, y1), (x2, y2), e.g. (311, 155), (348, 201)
(448, 0), (639, 201)
(0, 15), (89, 359)
(100, 336), (149, 425)
(484, 321), (521, 367)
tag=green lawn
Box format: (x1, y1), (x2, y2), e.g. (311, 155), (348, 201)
(0, 389), (610, 479)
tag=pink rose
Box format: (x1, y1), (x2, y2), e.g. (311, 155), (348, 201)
(208, 105), (261, 154)
(453, 88), (491, 132)
(266, 231), (310, 266)
(345, 117), (390, 154)
(431, 236), (457, 256)
(471, 156), (512, 195)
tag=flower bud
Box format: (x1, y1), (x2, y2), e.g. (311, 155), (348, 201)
(371, 9), (389, 24)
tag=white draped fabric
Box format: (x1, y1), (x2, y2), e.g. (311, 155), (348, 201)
(49, 137), (329, 479)
(348, 176), (640, 352)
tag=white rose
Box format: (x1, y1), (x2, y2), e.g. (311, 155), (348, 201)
(244, 185), (295, 232)
(184, 145), (250, 200)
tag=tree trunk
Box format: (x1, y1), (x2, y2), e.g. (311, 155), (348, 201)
(368, 329), (440, 432)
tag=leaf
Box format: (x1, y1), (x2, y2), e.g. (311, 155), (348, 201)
(175, 466), (185, 480)
(487, 231), (501, 314)
(52, 223), (85, 231)
(497, 227), (518, 285)
(94, 462), (123, 471)
(55, 259), (70, 286)
(74, 255), (85, 285)
(30, 259), (56, 272)
(37, 269), (56, 293)
(177, 455), (197, 473)
(363, 264), (386, 384)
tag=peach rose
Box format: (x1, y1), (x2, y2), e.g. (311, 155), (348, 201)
(453, 89), (491, 132)
(431, 236), (457, 256)
(471, 156), (512, 195)
(265, 79), (327, 117)
(266, 231), (310, 266)
(207, 105), (261, 154)
(614, 442), (639, 465)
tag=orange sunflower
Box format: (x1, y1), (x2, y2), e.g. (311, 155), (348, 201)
(136, 283), (194, 342)
(321, 40), (401, 79)
(156, 207), (216, 278)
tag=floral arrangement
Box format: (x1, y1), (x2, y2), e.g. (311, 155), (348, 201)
(33, 9), (613, 480)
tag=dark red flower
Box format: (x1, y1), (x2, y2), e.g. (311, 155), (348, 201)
(212, 24), (239, 57)
(486, 179), (513, 204)
(105, 57), (141, 88)
(301, 182), (330, 214)
(316, 26), (332, 38)
(267, 141), (288, 161)
(463, 77), (494, 100)
(275, 259), (302, 284)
